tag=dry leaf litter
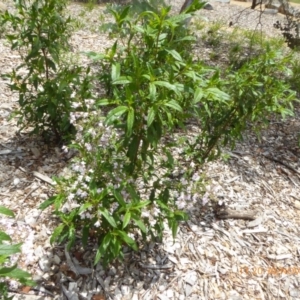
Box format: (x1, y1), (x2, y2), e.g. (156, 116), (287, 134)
(1, 0), (300, 299)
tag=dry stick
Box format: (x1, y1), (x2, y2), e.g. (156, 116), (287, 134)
(215, 208), (257, 220)
(262, 154), (300, 176)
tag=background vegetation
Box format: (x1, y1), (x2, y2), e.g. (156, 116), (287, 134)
(0, 0), (299, 294)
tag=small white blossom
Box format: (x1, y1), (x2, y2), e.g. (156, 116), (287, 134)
(71, 101), (81, 108)
(192, 173), (200, 181)
(67, 193), (75, 201)
(85, 143), (92, 151)
(62, 145), (68, 153)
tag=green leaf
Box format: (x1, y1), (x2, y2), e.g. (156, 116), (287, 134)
(99, 208), (117, 228)
(38, 195), (56, 210)
(115, 230), (138, 251)
(147, 107), (156, 127)
(0, 264), (18, 276)
(165, 100), (182, 112)
(0, 206), (14, 218)
(166, 49), (182, 62)
(0, 231), (11, 243)
(106, 106), (128, 124)
(193, 87), (203, 104)
(112, 76), (132, 85)
(131, 200), (151, 210)
(153, 81), (177, 92)
(96, 99), (110, 106)
(113, 190), (126, 206)
(132, 216), (147, 233)
(122, 211), (131, 229)
(84, 51), (106, 61)
(171, 220), (178, 238)
(156, 200), (170, 210)
(149, 82), (156, 101)
(111, 63), (120, 81)
(0, 243), (22, 256)
(119, 5), (130, 21)
(206, 88), (230, 102)
(94, 233), (111, 265)
(127, 108), (134, 136)
(50, 224), (65, 245)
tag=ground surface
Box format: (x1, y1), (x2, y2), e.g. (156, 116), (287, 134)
(1, 0), (300, 299)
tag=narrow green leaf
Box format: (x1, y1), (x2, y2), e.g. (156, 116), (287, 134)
(174, 210), (188, 221)
(0, 243), (22, 256)
(0, 264), (18, 276)
(156, 200), (169, 210)
(120, 5), (130, 21)
(112, 76), (132, 85)
(147, 107), (156, 127)
(206, 88), (230, 102)
(142, 74), (151, 80)
(131, 200), (151, 210)
(96, 99), (110, 106)
(0, 231), (11, 243)
(115, 230), (138, 251)
(0, 266), (33, 284)
(106, 106), (128, 124)
(149, 82), (156, 101)
(0, 206), (14, 217)
(122, 211), (131, 229)
(113, 190), (126, 206)
(193, 87), (204, 104)
(50, 224), (65, 245)
(127, 108), (134, 136)
(171, 220), (178, 238)
(165, 100), (182, 112)
(94, 233), (111, 265)
(38, 196), (56, 210)
(166, 49), (182, 62)
(111, 63), (120, 81)
(84, 51), (106, 61)
(99, 208), (117, 228)
(153, 81), (177, 92)
(132, 216), (147, 233)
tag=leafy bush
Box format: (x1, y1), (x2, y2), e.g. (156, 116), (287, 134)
(0, 206), (35, 300)
(40, 1), (296, 267)
(1, 0), (92, 141)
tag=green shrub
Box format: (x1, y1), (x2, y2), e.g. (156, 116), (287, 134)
(1, 0), (92, 142)
(40, 0), (296, 267)
(0, 206), (35, 300)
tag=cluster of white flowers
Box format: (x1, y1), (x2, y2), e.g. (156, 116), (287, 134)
(84, 99), (95, 109)
(79, 206), (93, 220)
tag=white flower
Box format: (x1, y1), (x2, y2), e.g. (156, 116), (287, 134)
(180, 178), (187, 185)
(85, 143), (92, 151)
(94, 220), (101, 227)
(177, 201), (185, 209)
(192, 173), (200, 181)
(178, 192), (185, 201)
(62, 145), (68, 153)
(88, 128), (96, 137)
(71, 101), (81, 108)
(67, 193), (75, 201)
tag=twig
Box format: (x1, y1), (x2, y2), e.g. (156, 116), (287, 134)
(262, 154), (300, 176)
